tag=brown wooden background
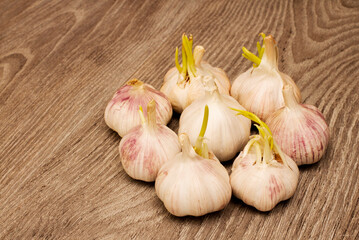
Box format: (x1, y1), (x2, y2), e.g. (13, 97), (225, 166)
(1, 0), (358, 239)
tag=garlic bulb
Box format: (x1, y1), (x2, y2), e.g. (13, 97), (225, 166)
(119, 100), (180, 182)
(266, 85), (330, 165)
(230, 109), (299, 212)
(155, 133), (231, 217)
(105, 79), (172, 137)
(160, 34), (230, 113)
(179, 76), (250, 161)
(231, 33), (301, 121)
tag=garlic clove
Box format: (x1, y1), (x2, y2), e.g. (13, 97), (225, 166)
(231, 34), (301, 121)
(119, 100), (181, 182)
(266, 85), (330, 165)
(160, 34), (230, 113)
(155, 133), (232, 217)
(179, 76), (251, 161)
(230, 109), (299, 211)
(105, 79), (172, 137)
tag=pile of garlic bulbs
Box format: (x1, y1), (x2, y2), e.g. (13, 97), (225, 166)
(104, 33), (330, 216)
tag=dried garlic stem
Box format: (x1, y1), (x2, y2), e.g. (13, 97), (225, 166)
(146, 100), (157, 128)
(283, 85), (300, 109)
(193, 46), (205, 66)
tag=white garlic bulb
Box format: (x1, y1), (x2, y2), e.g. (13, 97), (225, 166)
(119, 100), (180, 182)
(179, 77), (251, 161)
(155, 133), (232, 217)
(104, 79), (172, 137)
(266, 85), (330, 165)
(231, 34), (301, 121)
(230, 109), (299, 211)
(160, 34), (230, 113)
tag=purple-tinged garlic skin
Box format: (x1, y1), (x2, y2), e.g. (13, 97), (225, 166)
(155, 134), (231, 217)
(230, 146), (299, 212)
(119, 121), (180, 182)
(266, 86), (330, 165)
(120, 125), (180, 182)
(104, 79), (172, 137)
(231, 35), (301, 121)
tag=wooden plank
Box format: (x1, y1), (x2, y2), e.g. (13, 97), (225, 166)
(0, 0), (358, 239)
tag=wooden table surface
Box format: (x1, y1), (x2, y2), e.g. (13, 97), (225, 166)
(1, 0), (359, 239)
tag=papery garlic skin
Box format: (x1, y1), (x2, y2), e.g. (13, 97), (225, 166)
(229, 109), (299, 212)
(161, 62), (230, 113)
(161, 36), (230, 113)
(155, 134), (231, 217)
(266, 86), (330, 165)
(230, 146), (299, 212)
(189, 60), (231, 101)
(119, 125), (180, 182)
(231, 35), (301, 121)
(104, 79), (172, 137)
(160, 68), (191, 112)
(179, 77), (250, 161)
(119, 101), (180, 182)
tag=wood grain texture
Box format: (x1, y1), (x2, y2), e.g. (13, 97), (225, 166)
(1, 0), (358, 239)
